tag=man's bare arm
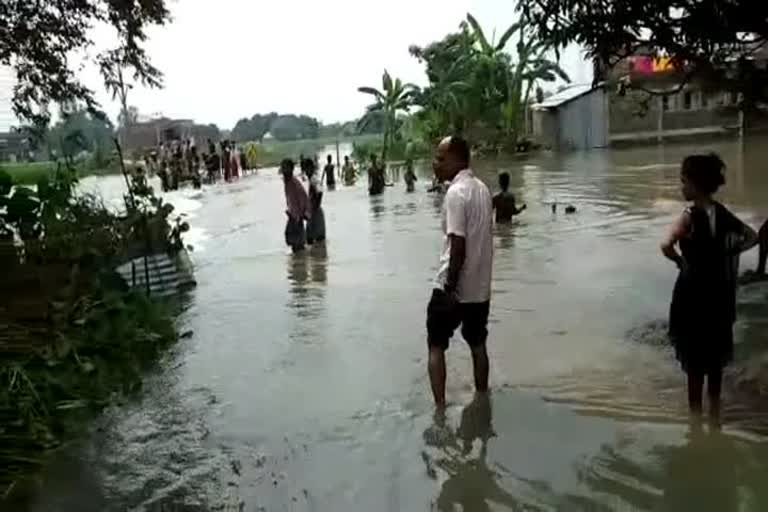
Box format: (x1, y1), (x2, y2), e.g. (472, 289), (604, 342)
(445, 234), (466, 294)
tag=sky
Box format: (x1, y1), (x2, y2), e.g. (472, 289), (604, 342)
(0, 0), (592, 131)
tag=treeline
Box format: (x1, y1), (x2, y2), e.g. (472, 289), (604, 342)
(229, 111), (383, 143)
(356, 14), (570, 162)
(33, 110), (385, 157)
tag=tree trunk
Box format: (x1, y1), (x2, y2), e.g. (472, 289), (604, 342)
(381, 112), (390, 165)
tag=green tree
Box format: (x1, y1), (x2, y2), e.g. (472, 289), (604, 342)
(408, 13), (569, 147)
(268, 114), (320, 141)
(1, 1), (170, 127)
(46, 108), (115, 161)
(231, 113), (278, 142)
(358, 70), (419, 162)
(410, 30), (477, 138)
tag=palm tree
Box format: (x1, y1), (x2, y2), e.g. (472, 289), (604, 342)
(358, 70), (419, 163)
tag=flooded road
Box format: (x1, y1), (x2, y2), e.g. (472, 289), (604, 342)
(23, 139), (768, 511)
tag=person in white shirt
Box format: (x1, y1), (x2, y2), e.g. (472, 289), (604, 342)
(426, 136), (494, 408)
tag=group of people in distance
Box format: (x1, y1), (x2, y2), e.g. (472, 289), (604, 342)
(144, 138), (246, 191)
(202, 139), (246, 184)
(421, 135), (768, 431)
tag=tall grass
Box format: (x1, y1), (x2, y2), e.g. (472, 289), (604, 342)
(0, 161), (119, 186)
(249, 134), (381, 167)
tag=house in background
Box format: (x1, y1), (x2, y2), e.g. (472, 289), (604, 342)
(606, 46), (768, 144)
(607, 51), (743, 144)
(0, 130), (30, 162)
(531, 83), (609, 150)
(118, 118), (194, 150)
(118, 118), (221, 151)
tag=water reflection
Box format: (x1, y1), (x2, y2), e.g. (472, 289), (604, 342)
(309, 244), (328, 284)
(370, 196), (386, 219)
(575, 428), (768, 511)
(494, 223), (518, 251)
(423, 395), (520, 511)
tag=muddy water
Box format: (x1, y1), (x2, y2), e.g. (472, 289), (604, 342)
(22, 139), (768, 511)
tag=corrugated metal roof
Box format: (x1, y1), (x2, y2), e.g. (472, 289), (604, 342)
(532, 83), (601, 109)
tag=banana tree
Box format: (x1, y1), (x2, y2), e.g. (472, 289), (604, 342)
(358, 70), (419, 163)
(466, 14), (521, 114)
(503, 21), (571, 140)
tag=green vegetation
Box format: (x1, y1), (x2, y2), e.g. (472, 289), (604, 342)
(241, 134), (381, 168)
(0, 162), (57, 186)
(1, 1), (169, 127)
(0, 165), (186, 499)
(0, 160), (120, 186)
(358, 13), (569, 158)
(231, 113), (383, 144)
(358, 70), (419, 163)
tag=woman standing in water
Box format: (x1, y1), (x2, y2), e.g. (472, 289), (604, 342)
(661, 154), (758, 427)
(282, 159), (310, 253)
(303, 158), (326, 245)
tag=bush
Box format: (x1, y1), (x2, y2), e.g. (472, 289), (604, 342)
(0, 163), (186, 498)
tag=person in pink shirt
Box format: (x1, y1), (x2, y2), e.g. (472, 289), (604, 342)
(281, 158), (310, 253)
(230, 143), (240, 179)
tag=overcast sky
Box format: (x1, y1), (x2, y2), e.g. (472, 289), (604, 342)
(0, 0), (592, 131)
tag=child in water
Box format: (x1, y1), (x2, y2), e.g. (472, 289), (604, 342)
(661, 153), (758, 427)
(492, 172), (526, 223)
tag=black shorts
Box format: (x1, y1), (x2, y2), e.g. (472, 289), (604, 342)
(426, 289), (490, 350)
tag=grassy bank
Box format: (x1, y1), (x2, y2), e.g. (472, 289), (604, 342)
(0, 161), (119, 186)
(249, 134), (381, 167)
(0, 166), (186, 501)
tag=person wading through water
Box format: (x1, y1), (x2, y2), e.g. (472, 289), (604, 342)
(368, 153), (386, 196)
(426, 136), (493, 408)
(342, 155), (357, 186)
(661, 153), (758, 428)
(322, 154), (336, 190)
(492, 172), (526, 223)
(282, 158), (310, 253)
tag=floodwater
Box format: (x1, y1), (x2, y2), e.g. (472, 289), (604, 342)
(18, 139), (768, 511)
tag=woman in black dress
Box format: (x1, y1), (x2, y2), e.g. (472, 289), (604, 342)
(661, 154), (758, 426)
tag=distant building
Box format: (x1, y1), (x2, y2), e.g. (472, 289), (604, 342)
(0, 130), (30, 162)
(118, 118), (220, 151)
(531, 83), (609, 150)
(118, 118), (194, 150)
(605, 48), (768, 144)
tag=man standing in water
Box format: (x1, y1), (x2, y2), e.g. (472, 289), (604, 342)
(322, 154), (336, 190)
(426, 136), (493, 408)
